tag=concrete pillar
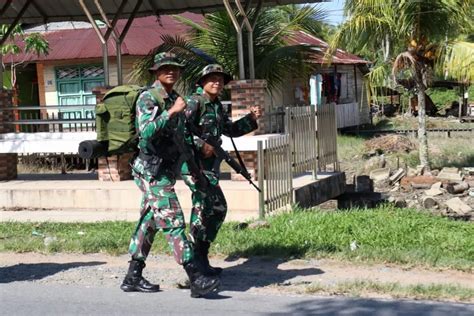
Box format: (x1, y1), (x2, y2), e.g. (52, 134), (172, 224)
(228, 79), (266, 135)
(0, 89), (18, 180)
(93, 86), (133, 181)
(36, 63), (49, 132)
(227, 80), (266, 181)
(97, 152), (134, 181)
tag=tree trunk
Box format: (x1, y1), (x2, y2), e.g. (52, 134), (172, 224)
(417, 86), (430, 170)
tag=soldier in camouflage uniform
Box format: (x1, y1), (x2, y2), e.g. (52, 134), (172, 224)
(181, 64), (262, 275)
(121, 53), (220, 298)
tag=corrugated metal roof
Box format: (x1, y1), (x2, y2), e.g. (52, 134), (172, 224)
(0, 0), (325, 24)
(3, 14), (199, 63)
(4, 15), (367, 65)
(288, 31), (369, 65)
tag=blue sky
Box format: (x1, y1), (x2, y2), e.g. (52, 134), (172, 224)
(317, 0), (346, 25)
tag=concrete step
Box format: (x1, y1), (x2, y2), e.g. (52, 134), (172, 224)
(0, 174), (260, 221)
(0, 172), (346, 223)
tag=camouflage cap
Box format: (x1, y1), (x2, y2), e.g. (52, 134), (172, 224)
(149, 52), (185, 72)
(198, 64), (233, 86)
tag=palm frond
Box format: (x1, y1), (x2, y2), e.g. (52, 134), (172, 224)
(366, 63), (392, 99)
(131, 6), (330, 92)
(327, 12), (394, 62)
(397, 0), (472, 43)
(129, 35), (215, 93)
(255, 44), (315, 90)
(438, 41), (474, 83)
(392, 52), (417, 74)
(279, 4), (328, 39)
(172, 14), (207, 33)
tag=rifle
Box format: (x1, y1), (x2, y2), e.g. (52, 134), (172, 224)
(189, 125), (261, 192)
(171, 125), (210, 193)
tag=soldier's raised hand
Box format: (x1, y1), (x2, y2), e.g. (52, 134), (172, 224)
(250, 105), (262, 119)
(169, 97), (187, 117)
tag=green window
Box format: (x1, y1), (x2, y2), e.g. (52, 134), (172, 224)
(56, 65), (104, 120)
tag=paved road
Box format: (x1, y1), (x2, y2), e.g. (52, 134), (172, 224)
(1, 283), (473, 316)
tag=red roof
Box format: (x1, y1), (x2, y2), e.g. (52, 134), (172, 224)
(4, 13), (200, 63)
(288, 31), (369, 65)
(5, 15), (367, 65)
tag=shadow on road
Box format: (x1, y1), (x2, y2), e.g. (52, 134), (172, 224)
(218, 245), (324, 293)
(0, 261), (105, 283)
(281, 297), (474, 316)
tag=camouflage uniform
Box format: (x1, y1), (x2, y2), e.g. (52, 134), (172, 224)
(181, 92), (258, 243)
(128, 80), (193, 266)
(122, 54), (220, 297)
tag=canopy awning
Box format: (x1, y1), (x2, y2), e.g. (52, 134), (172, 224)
(0, 0), (325, 24)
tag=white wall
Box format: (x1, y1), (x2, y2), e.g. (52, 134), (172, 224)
(267, 64), (370, 127)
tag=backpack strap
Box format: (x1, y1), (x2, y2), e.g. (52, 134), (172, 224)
(191, 93), (208, 122)
(147, 88), (165, 116)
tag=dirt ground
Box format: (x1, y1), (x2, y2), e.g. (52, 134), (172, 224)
(2, 252), (473, 301)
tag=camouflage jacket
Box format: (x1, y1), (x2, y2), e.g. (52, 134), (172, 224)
(184, 93), (258, 169)
(132, 81), (185, 177)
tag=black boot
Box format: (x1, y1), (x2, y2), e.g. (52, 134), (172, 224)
(184, 260), (220, 298)
(195, 240), (223, 276)
(120, 260), (160, 293)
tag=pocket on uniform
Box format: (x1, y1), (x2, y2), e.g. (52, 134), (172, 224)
(153, 196), (185, 229)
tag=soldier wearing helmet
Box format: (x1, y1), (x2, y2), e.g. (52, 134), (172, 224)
(181, 64), (261, 276)
(121, 53), (220, 298)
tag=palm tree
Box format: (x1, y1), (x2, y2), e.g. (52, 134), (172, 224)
(330, 0), (473, 170)
(130, 5), (327, 94)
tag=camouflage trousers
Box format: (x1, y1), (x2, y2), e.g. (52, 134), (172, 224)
(128, 170), (193, 265)
(181, 162), (227, 243)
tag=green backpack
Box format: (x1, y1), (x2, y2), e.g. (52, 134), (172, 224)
(78, 85), (163, 159)
(95, 85), (142, 155)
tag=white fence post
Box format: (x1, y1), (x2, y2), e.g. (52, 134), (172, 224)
(257, 140), (265, 218)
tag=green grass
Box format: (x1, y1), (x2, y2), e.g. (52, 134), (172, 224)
(1, 206), (473, 271)
(338, 133), (474, 172)
(0, 221), (140, 255)
(371, 116), (474, 130)
(304, 280), (474, 302)
(427, 87), (460, 111)
(337, 134), (366, 159)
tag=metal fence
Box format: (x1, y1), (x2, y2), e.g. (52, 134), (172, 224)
(257, 135), (292, 217)
(285, 106), (318, 176)
(262, 108), (285, 133)
(316, 102), (339, 171)
(257, 103), (339, 216)
(1, 105), (96, 172)
(2, 105), (96, 132)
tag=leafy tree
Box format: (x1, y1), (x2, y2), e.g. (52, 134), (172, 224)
(1, 24), (49, 89)
(330, 0), (474, 170)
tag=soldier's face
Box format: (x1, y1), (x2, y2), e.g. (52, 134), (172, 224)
(156, 65), (180, 85)
(202, 74), (224, 97)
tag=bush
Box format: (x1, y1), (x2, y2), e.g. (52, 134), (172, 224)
(426, 87), (459, 111)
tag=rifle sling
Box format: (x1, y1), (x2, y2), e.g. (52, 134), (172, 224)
(229, 136), (250, 176)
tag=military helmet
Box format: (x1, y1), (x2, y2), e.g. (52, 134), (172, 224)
(197, 64), (233, 86)
(149, 52), (185, 72)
